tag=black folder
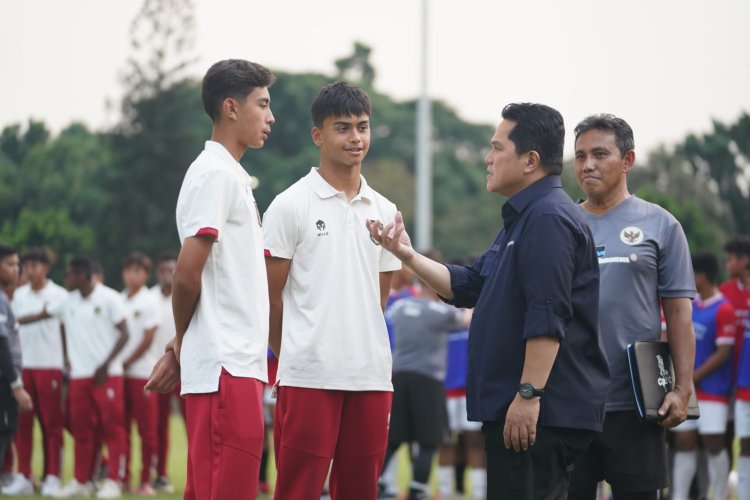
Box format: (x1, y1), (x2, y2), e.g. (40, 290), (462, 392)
(626, 341), (700, 421)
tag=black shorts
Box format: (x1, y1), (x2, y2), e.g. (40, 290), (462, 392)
(388, 371), (449, 447)
(568, 410), (669, 494)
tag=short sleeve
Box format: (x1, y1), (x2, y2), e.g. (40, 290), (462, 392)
(262, 194), (299, 259)
(657, 221), (696, 299)
(178, 170), (236, 242)
(105, 291), (127, 326)
(716, 302), (736, 345)
(46, 294), (68, 319)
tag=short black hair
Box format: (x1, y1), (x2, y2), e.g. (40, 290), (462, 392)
(22, 247), (51, 266)
(122, 251), (153, 273)
(723, 235), (750, 259)
(201, 59), (275, 122)
(157, 252), (178, 264)
(501, 103), (565, 174)
(311, 81), (371, 128)
(574, 114), (635, 158)
(69, 256), (93, 280)
(692, 251), (720, 284)
(0, 244), (17, 261)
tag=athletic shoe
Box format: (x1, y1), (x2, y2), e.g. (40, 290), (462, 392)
(96, 479), (122, 499)
(133, 483), (155, 496)
(1, 474), (34, 495)
(59, 479), (93, 498)
(151, 476), (174, 493)
(40, 475), (63, 498)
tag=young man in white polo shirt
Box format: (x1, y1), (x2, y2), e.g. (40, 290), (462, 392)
(23, 256), (130, 498)
(264, 81), (401, 500)
(3, 248), (67, 497)
(146, 59), (275, 500)
(119, 252), (160, 495)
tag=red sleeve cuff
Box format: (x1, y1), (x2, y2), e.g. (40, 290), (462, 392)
(196, 227), (219, 239)
(264, 249), (272, 257)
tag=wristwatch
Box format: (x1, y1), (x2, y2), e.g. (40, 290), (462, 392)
(518, 383), (544, 399)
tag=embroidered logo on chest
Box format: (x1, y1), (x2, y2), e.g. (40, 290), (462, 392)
(316, 219), (329, 237)
(620, 226), (644, 245)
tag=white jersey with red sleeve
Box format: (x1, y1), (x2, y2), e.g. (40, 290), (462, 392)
(175, 140), (268, 395)
(719, 278), (750, 365)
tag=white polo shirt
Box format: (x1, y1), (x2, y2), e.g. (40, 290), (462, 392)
(120, 286), (161, 380)
(175, 140), (269, 394)
(48, 283), (127, 380)
(150, 285), (175, 354)
(12, 281), (68, 370)
(263, 167), (401, 392)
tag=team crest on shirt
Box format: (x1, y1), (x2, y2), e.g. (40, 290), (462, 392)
(94, 306), (102, 315)
(316, 220), (328, 237)
(619, 226), (644, 245)
(134, 310), (141, 318)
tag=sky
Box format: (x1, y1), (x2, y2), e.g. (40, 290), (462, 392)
(1, 0), (749, 158)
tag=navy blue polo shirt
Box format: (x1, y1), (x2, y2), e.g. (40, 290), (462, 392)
(444, 174), (610, 431)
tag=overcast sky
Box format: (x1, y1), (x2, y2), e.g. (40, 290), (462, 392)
(2, 0), (748, 158)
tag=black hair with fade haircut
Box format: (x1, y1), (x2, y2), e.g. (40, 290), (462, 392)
(574, 114), (635, 159)
(22, 247), (51, 266)
(0, 243), (17, 261)
(501, 103), (565, 175)
(692, 251), (720, 284)
(122, 251), (153, 273)
(311, 81), (371, 128)
(723, 235), (750, 259)
(201, 59), (276, 123)
(69, 256), (93, 280)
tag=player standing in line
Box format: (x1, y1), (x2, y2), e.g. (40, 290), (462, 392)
(0, 245), (33, 486)
(264, 81), (401, 500)
(1, 248), (67, 498)
(149, 252), (180, 494)
(670, 252), (735, 500)
(720, 236), (750, 366)
(734, 251), (750, 500)
(119, 252), (160, 495)
(21, 256), (130, 498)
(145, 59), (275, 500)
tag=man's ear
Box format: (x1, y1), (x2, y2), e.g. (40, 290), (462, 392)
(622, 150), (636, 174)
(311, 127), (322, 147)
(222, 97), (238, 121)
(525, 150), (541, 173)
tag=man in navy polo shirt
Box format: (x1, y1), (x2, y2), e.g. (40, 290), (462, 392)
(367, 102), (610, 499)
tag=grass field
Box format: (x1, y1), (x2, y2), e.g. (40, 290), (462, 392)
(5, 414), (430, 499)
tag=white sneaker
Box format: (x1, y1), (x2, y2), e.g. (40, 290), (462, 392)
(41, 475), (64, 498)
(96, 479), (122, 499)
(60, 479), (92, 498)
(1, 474), (34, 495)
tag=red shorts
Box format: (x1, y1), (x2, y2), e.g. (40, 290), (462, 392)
(183, 369), (264, 500)
(273, 387), (392, 500)
(124, 378), (158, 485)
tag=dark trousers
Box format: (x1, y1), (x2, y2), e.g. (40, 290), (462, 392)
(483, 421), (593, 500)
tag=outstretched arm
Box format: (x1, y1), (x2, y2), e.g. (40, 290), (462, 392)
(366, 211), (453, 299)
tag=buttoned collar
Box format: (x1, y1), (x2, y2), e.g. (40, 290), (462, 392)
(305, 167), (374, 202)
(502, 174), (562, 228)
